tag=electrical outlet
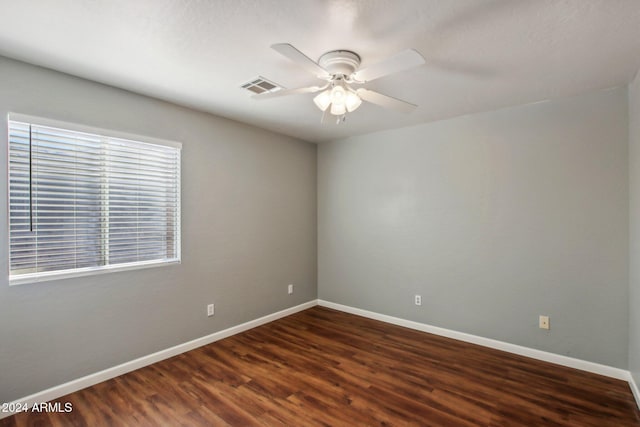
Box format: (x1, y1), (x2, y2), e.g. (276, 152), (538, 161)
(539, 315), (549, 330)
(207, 304), (215, 317)
(415, 295), (422, 306)
(288, 284), (293, 295)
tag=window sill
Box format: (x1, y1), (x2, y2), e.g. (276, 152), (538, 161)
(8, 259), (181, 286)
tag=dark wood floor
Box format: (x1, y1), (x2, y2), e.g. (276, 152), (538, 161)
(2, 306), (639, 426)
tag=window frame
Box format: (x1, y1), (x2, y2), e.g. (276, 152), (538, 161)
(7, 113), (182, 286)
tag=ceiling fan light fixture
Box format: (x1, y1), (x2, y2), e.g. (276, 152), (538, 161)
(313, 90), (331, 111)
(324, 84), (362, 116)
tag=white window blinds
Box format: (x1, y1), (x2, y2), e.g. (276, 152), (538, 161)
(8, 117), (181, 284)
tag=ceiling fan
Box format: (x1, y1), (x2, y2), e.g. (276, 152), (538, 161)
(253, 43), (426, 123)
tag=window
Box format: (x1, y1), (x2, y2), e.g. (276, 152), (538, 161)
(7, 114), (181, 284)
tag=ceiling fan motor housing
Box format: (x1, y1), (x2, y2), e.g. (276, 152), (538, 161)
(318, 50), (361, 77)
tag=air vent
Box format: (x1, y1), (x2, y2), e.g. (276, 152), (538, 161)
(240, 76), (282, 94)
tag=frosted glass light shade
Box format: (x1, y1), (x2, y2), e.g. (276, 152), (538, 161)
(330, 102), (346, 115)
(330, 85), (346, 104)
(345, 91), (362, 112)
(313, 90), (331, 111)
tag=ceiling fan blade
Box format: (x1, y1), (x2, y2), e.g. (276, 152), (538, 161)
(271, 43), (331, 79)
(356, 88), (417, 113)
(352, 49), (425, 83)
(252, 85), (325, 99)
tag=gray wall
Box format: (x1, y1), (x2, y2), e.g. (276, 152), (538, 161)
(630, 71), (640, 383)
(0, 57), (317, 402)
(319, 87), (629, 368)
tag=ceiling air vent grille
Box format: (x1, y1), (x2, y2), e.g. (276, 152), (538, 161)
(240, 76), (282, 94)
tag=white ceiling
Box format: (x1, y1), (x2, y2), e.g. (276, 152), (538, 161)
(0, 0), (639, 143)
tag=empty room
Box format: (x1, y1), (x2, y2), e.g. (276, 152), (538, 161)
(1, 0), (640, 425)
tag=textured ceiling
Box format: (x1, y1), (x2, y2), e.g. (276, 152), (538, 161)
(0, 0), (639, 143)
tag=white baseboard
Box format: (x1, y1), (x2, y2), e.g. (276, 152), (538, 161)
(629, 374), (640, 410)
(0, 300), (317, 420)
(318, 300), (631, 381)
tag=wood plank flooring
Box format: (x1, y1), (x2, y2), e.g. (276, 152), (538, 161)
(1, 306), (639, 426)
